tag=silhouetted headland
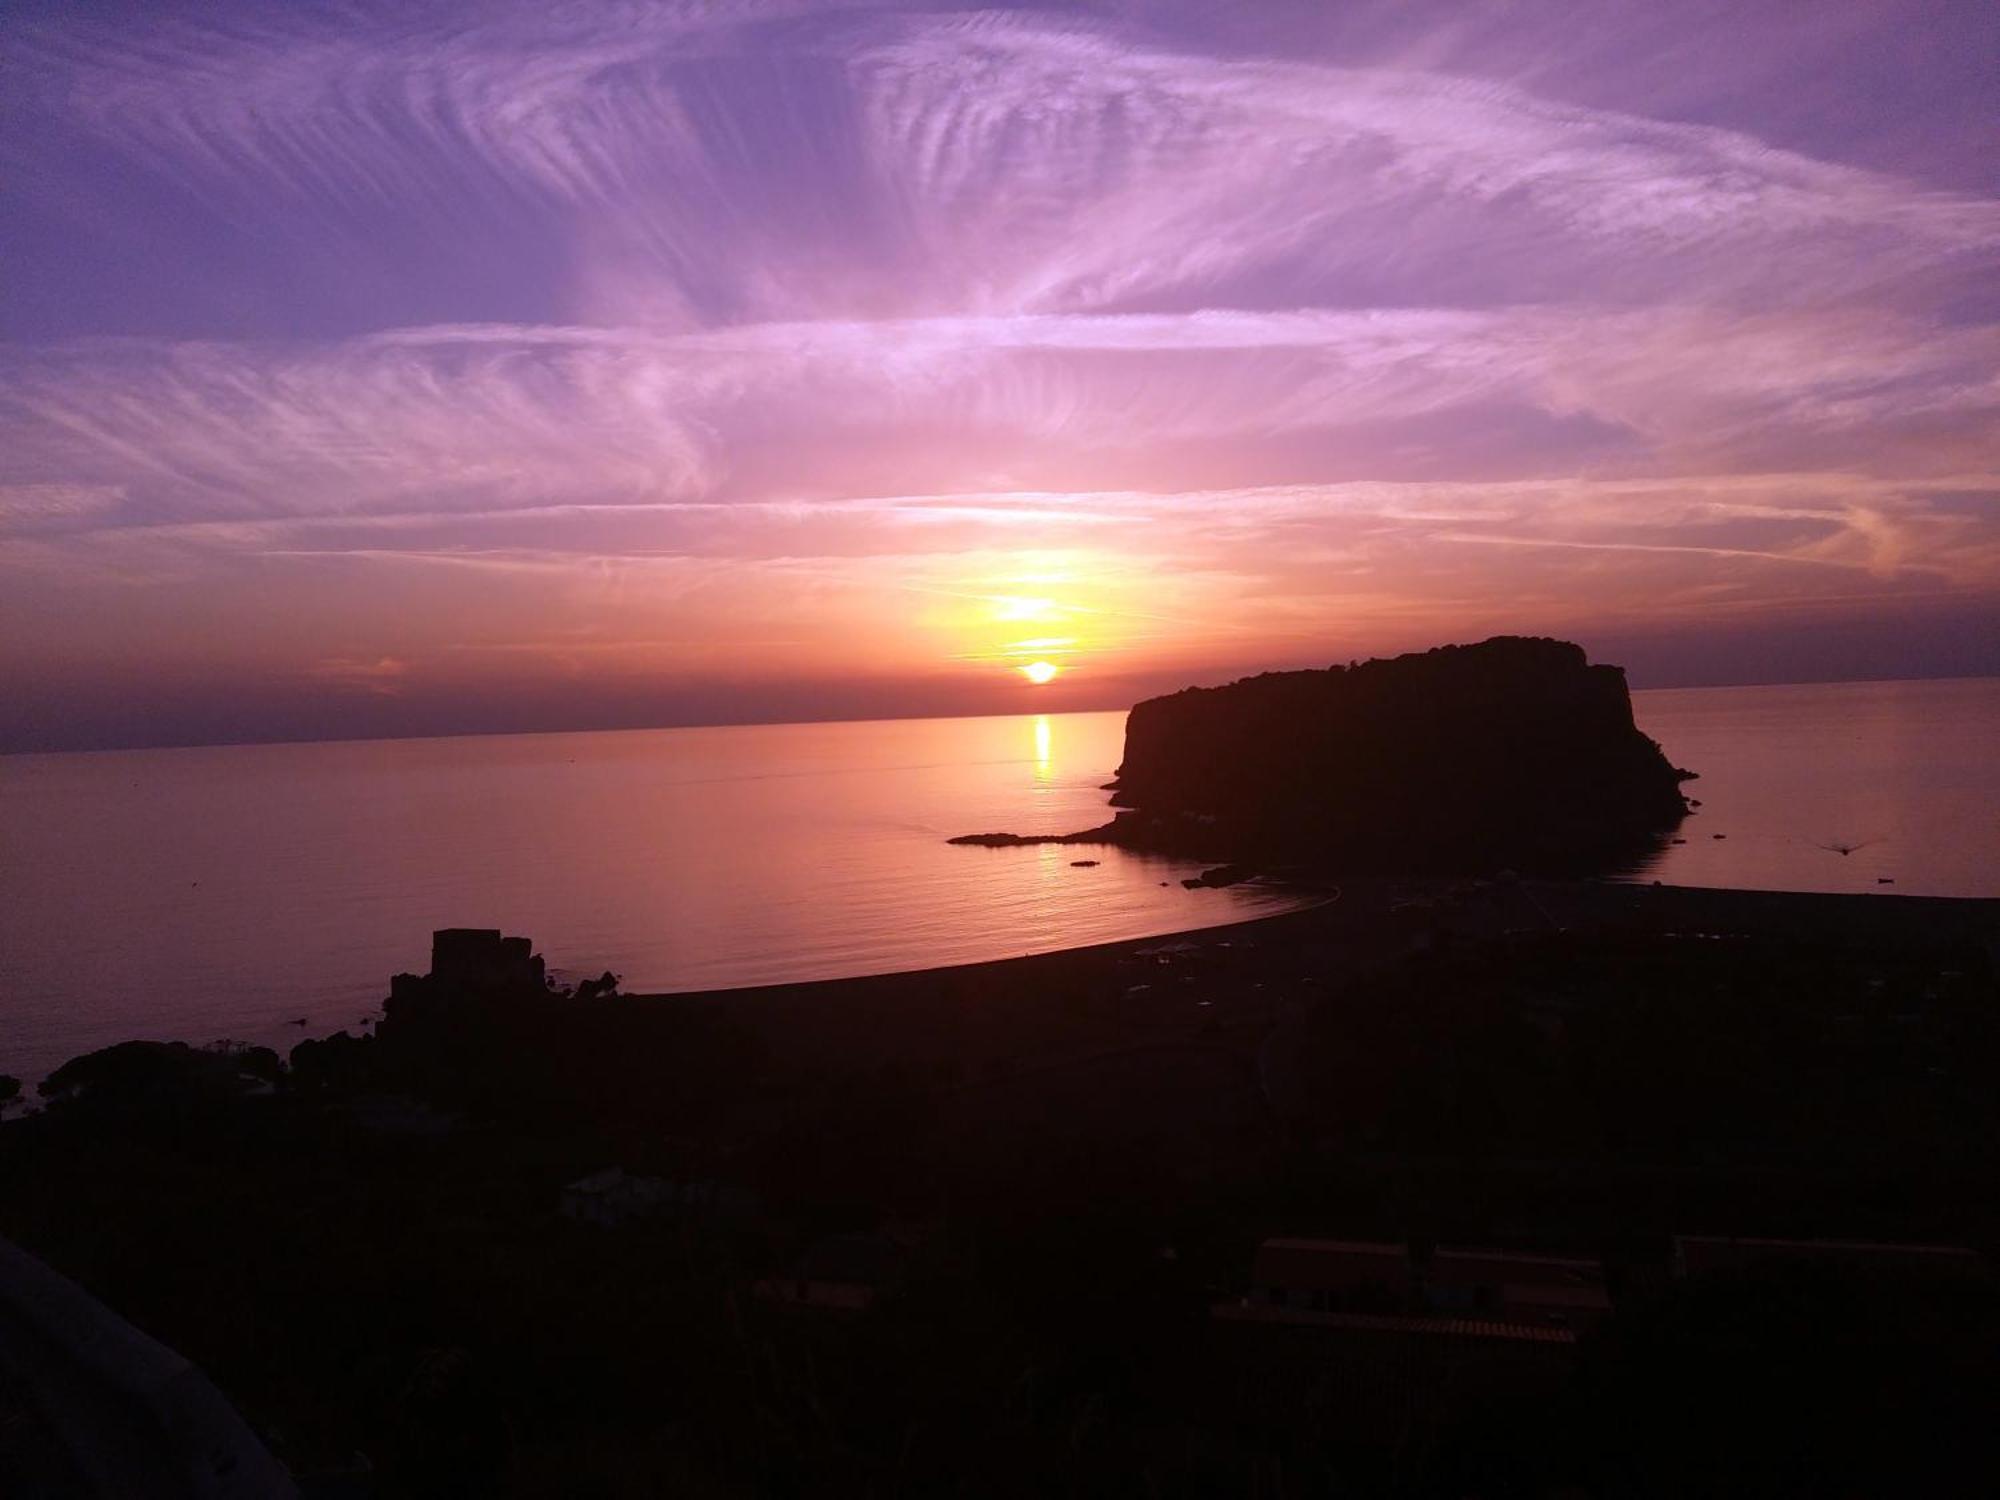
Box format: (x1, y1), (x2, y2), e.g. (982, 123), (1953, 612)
(952, 636), (1693, 873)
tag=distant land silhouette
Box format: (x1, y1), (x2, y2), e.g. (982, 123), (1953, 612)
(953, 636), (1693, 872)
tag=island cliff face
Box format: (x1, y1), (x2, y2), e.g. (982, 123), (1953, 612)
(956, 637), (1693, 873)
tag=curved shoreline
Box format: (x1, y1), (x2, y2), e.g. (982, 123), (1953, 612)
(631, 876), (1997, 1009)
(8, 879), (1994, 1107)
(606, 878), (1997, 1090)
(628, 884), (1344, 1006)
(0, 877), (1324, 1094)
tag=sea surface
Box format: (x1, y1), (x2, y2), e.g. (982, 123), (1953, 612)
(2, 677), (1996, 1086)
(1627, 677), (1998, 898)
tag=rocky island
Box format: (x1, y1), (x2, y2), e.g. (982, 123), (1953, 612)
(953, 636), (1693, 873)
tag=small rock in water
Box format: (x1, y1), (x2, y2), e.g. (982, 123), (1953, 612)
(1712, 833), (1727, 840)
(1182, 863), (1257, 890)
(1877, 877), (1896, 885)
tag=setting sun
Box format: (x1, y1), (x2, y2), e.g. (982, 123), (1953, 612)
(1020, 661), (1060, 685)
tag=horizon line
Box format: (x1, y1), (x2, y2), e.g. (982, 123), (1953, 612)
(7, 666), (1997, 760)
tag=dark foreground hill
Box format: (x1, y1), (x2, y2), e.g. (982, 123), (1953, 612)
(5, 886), (1996, 1495)
(956, 637), (1692, 872)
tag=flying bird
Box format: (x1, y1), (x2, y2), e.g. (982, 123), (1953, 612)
(1813, 839), (1879, 857)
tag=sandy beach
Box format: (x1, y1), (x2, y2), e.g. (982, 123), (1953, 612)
(623, 875), (1999, 1087)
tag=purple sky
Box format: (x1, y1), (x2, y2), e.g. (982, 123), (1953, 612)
(3, 0), (1997, 750)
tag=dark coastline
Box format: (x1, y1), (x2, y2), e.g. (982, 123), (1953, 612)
(614, 876), (1996, 1080)
(4, 876), (1998, 1493)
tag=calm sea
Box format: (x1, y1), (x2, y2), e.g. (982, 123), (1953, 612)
(2, 678), (1996, 1085)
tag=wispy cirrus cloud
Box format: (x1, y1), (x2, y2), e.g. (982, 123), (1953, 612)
(308, 655), (410, 694)
(5, 308), (1994, 538)
(847, 15), (2000, 318)
(1, 0), (1996, 747)
(12, 4), (1996, 325)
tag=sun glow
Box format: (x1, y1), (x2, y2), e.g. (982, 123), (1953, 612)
(935, 562), (1108, 688)
(994, 597), (1057, 622)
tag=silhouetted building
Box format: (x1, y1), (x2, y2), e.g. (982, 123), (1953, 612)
(1248, 1238), (1409, 1315)
(1217, 1238), (1586, 1474)
(1239, 1238), (1609, 1330)
(383, 927), (550, 1030)
(425, 927), (545, 994)
(1674, 1234), (1986, 1282)
(1427, 1247), (1611, 1329)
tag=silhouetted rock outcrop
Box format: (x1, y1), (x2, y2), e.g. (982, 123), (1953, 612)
(574, 970), (621, 1002)
(287, 1029), (376, 1093)
(297, 930), (766, 1130)
(954, 637), (1693, 873)
(1180, 864), (1258, 889)
(38, 1040), (281, 1115)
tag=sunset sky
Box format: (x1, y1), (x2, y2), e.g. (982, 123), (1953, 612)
(4, 0), (1997, 751)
